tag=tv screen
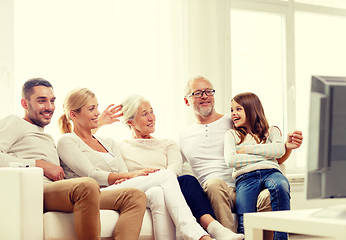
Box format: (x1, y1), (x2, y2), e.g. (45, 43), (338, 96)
(306, 75), (346, 199)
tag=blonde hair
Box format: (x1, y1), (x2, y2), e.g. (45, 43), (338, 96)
(120, 94), (149, 128)
(58, 88), (96, 133)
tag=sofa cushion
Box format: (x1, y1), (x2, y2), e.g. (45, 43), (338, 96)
(44, 209), (154, 240)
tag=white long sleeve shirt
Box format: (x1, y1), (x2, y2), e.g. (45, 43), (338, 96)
(119, 138), (183, 176)
(57, 132), (129, 187)
(224, 126), (285, 179)
(0, 115), (59, 183)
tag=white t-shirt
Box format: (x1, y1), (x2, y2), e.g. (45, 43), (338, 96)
(179, 114), (235, 187)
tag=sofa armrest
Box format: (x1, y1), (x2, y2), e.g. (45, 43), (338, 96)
(0, 167), (44, 240)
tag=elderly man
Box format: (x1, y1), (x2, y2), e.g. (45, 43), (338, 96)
(179, 76), (303, 238)
(0, 78), (146, 240)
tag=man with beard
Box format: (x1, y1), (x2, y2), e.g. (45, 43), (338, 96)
(0, 78), (147, 240)
(179, 76), (303, 237)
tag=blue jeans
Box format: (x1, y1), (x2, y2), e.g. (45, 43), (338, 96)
(235, 168), (290, 240)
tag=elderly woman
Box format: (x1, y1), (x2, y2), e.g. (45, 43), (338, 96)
(57, 88), (213, 240)
(116, 94), (244, 240)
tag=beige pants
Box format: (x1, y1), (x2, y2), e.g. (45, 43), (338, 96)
(203, 178), (272, 237)
(44, 177), (146, 240)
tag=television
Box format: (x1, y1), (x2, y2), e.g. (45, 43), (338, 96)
(306, 75), (346, 199)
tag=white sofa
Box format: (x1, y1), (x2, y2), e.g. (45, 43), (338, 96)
(0, 164), (245, 240)
(0, 167), (155, 240)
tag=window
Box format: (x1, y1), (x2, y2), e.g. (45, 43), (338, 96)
(230, 9), (285, 133)
(228, 0), (346, 173)
(295, 11), (346, 169)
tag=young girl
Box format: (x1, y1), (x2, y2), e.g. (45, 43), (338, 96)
(224, 92), (290, 240)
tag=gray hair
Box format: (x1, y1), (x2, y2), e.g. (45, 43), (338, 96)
(121, 94), (150, 128)
(184, 76), (213, 97)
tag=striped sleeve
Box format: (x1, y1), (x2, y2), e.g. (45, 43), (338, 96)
(242, 127), (285, 158)
(224, 130), (267, 168)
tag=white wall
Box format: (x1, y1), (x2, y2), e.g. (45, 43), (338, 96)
(0, 0), (15, 119)
(7, 0), (230, 142)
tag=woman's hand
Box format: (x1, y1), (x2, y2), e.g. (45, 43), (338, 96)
(113, 178), (128, 185)
(130, 168), (160, 178)
(236, 148), (245, 154)
(98, 104), (123, 128)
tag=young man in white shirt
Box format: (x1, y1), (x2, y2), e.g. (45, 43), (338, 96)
(179, 76), (303, 237)
(0, 78), (147, 240)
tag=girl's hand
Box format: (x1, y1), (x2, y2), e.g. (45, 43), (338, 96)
(285, 131), (303, 150)
(98, 104), (123, 128)
(131, 168), (160, 178)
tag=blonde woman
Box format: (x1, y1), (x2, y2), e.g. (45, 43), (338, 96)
(57, 88), (213, 240)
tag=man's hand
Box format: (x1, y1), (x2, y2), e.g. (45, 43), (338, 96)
(285, 131), (303, 150)
(36, 160), (65, 181)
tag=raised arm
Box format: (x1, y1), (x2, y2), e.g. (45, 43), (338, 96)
(277, 130), (303, 164)
(91, 104), (123, 135)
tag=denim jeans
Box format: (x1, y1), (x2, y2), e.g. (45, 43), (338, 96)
(235, 168), (291, 240)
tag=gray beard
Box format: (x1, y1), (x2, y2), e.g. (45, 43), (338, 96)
(194, 105), (213, 117)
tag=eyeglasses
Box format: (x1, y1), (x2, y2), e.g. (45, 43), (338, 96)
(188, 89), (215, 98)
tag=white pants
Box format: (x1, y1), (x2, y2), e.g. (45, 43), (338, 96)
(146, 186), (176, 239)
(102, 169), (208, 240)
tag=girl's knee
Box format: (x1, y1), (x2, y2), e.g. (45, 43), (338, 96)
(276, 178), (290, 194)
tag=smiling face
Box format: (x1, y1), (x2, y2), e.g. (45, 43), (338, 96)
(72, 97), (100, 131)
(185, 78), (215, 117)
(22, 86), (56, 128)
(231, 100), (247, 128)
(128, 101), (155, 139)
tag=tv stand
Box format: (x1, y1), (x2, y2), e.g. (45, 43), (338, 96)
(244, 208), (346, 240)
(310, 204), (346, 219)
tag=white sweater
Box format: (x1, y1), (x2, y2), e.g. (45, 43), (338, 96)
(57, 132), (128, 187)
(0, 115), (59, 183)
(224, 126), (285, 179)
(119, 138), (183, 176)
